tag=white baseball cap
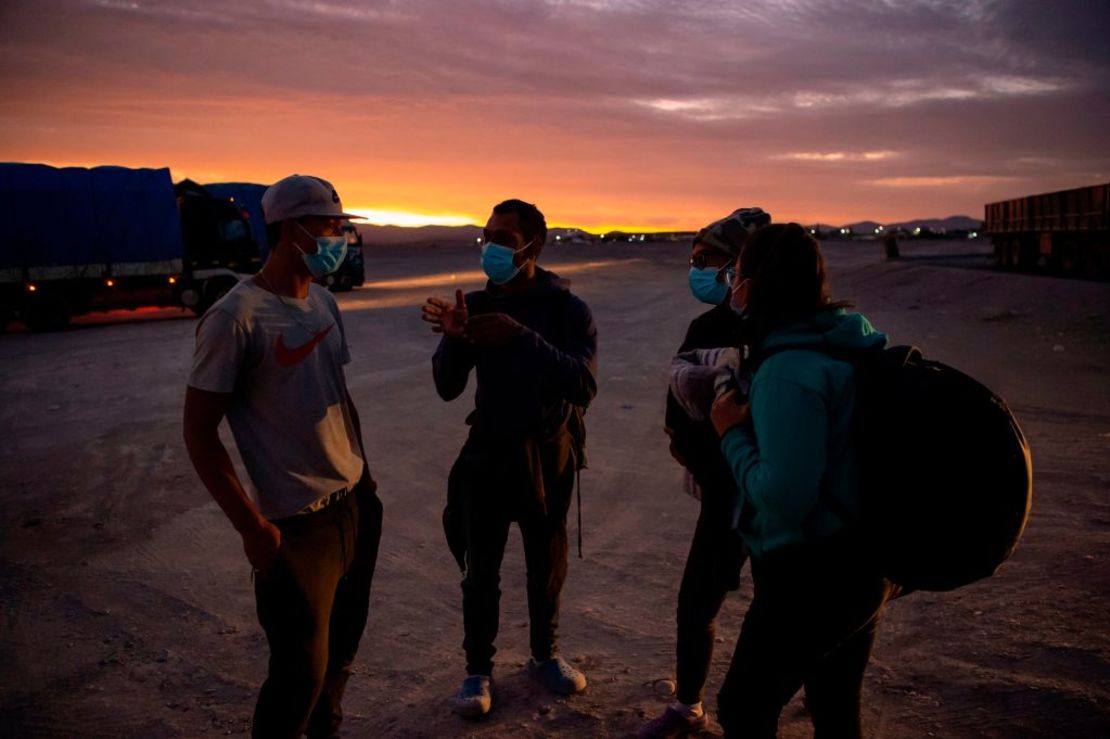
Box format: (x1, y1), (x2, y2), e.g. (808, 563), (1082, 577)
(261, 174), (360, 223)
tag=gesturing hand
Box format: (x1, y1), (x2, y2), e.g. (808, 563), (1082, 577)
(710, 390), (752, 437)
(464, 313), (524, 347)
(422, 289), (469, 339)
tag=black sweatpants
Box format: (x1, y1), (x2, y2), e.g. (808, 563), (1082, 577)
(453, 434), (577, 677)
(674, 490), (748, 705)
(252, 481), (383, 739)
(716, 533), (894, 739)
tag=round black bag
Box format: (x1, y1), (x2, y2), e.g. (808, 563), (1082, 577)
(853, 346), (1033, 591)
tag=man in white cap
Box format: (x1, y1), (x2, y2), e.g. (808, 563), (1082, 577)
(183, 174), (381, 739)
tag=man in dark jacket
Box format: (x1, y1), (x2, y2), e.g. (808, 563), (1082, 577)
(422, 199), (598, 718)
(639, 207), (770, 738)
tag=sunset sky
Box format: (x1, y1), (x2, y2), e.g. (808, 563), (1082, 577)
(1, 0), (1107, 230)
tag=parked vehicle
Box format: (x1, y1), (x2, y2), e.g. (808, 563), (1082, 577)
(0, 163), (259, 330)
(328, 222), (365, 292)
(201, 182), (269, 257)
(985, 183), (1110, 279)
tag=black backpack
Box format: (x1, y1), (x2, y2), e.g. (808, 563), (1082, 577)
(768, 344), (1033, 592)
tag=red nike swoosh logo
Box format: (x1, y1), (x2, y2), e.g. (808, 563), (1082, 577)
(274, 323), (335, 367)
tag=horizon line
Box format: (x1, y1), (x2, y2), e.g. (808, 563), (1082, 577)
(353, 217), (983, 233)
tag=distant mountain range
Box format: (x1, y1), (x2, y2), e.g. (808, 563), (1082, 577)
(355, 215), (982, 246)
(813, 215), (982, 234)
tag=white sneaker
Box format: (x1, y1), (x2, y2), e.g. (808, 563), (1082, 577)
(452, 674), (493, 718)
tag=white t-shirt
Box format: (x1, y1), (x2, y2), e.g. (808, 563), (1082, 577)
(188, 279), (364, 519)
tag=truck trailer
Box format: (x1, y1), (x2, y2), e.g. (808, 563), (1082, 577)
(0, 163), (258, 330)
(985, 183), (1110, 279)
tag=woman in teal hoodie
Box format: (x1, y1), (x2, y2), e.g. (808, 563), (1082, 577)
(710, 223), (896, 738)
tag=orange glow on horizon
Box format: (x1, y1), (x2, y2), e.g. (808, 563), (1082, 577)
(6, 147), (1003, 234)
(348, 209), (706, 233)
(4, 147), (1010, 232)
(348, 208), (475, 228)
(1, 0), (1102, 238)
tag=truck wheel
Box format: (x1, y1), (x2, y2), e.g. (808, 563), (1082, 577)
(1050, 242), (1078, 275)
(22, 296), (71, 331)
(1078, 248), (1107, 281)
(997, 239), (1020, 270)
(1017, 239), (1039, 272)
(190, 277), (238, 316)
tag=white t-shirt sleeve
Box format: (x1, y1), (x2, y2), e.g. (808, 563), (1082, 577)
(188, 308), (249, 393)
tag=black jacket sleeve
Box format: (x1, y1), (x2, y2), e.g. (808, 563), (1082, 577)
(515, 295), (598, 407)
(432, 335), (477, 401)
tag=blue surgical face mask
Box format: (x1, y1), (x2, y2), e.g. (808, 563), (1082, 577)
(688, 266), (730, 305)
(295, 222), (348, 278)
(481, 239), (534, 285)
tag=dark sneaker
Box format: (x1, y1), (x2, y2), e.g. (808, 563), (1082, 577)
(527, 656), (587, 696)
(452, 675), (492, 718)
(637, 704), (708, 738)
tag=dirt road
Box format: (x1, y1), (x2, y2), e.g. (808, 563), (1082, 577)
(2, 240), (1108, 737)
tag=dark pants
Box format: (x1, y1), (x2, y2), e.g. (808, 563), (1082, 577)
(453, 434), (576, 676)
(717, 533), (894, 739)
(252, 482), (383, 739)
(675, 492), (748, 705)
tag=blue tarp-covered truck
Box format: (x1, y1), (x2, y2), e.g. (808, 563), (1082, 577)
(0, 163), (259, 330)
(202, 182), (270, 256)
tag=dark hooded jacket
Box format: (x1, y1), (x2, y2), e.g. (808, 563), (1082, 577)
(721, 309), (887, 557)
(432, 266), (597, 441)
(434, 267), (597, 568)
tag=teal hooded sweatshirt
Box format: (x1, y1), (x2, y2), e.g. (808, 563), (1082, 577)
(719, 309), (888, 559)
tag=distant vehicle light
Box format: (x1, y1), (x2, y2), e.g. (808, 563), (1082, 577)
(27, 283), (37, 292)
(168, 276), (177, 284)
(106, 279), (115, 287)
